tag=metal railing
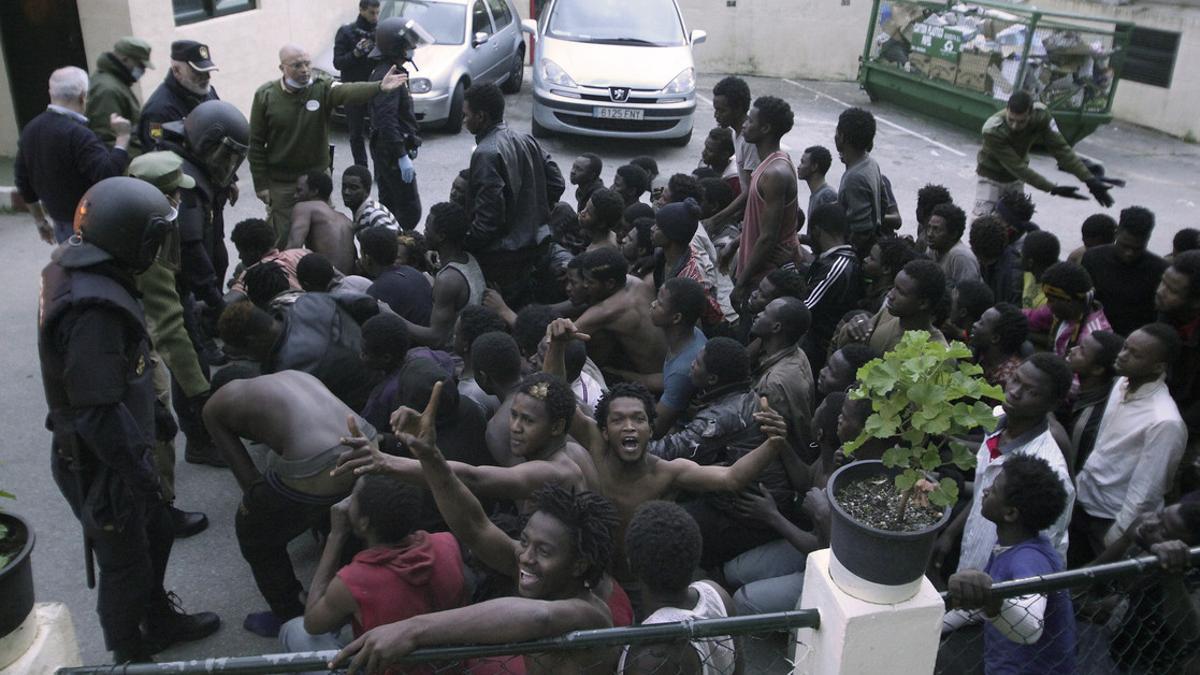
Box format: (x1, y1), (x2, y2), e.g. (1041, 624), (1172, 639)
(58, 608), (820, 674)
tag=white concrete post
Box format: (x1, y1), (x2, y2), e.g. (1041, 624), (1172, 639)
(0, 603), (82, 674)
(791, 549), (944, 675)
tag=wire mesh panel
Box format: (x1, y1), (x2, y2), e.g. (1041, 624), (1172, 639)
(867, 0), (1126, 114)
(935, 550), (1200, 674)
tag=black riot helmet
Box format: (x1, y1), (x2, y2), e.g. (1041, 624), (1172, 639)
(57, 176), (176, 274)
(182, 100), (249, 188)
(370, 17), (434, 63)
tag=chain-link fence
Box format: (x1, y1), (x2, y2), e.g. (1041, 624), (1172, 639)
(867, 0), (1128, 113)
(57, 609), (818, 674)
(936, 546), (1200, 674)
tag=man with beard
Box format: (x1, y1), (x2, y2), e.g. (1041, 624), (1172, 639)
(139, 41), (220, 151)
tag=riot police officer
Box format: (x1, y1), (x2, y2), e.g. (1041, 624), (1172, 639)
(157, 100), (249, 465)
(367, 17), (431, 230)
(39, 177), (220, 663)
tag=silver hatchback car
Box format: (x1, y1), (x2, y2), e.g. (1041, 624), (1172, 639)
(315, 0), (526, 133)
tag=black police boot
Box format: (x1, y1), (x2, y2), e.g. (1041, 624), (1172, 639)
(169, 505), (209, 538)
(184, 436), (227, 468)
(143, 592), (220, 654)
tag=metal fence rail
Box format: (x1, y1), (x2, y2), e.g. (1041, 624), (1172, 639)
(936, 546), (1200, 675)
(57, 609), (820, 674)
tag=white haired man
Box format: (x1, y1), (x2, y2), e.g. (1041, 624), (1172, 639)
(15, 66), (131, 243)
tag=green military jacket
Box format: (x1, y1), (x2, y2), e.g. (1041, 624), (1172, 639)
(975, 103), (1092, 192)
(134, 231), (209, 398)
(86, 53), (142, 154)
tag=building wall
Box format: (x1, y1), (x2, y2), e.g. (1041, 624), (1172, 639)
(680, 0), (871, 80)
(0, 41), (17, 156)
(679, 0), (1200, 138)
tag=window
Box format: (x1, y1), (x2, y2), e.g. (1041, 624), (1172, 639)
(486, 0), (513, 27)
(173, 0), (256, 26)
(471, 0), (494, 37)
(1122, 27), (1179, 88)
(391, 1), (468, 45)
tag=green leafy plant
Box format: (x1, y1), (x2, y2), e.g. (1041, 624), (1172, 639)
(843, 331), (1003, 523)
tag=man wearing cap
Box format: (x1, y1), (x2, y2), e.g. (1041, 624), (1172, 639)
(128, 151), (212, 539)
(87, 37), (153, 154)
(250, 44), (410, 245)
(15, 66), (131, 244)
(139, 40), (220, 152)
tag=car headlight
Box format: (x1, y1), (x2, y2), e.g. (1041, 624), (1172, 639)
(540, 59), (577, 88)
(663, 67), (695, 95)
(409, 77), (433, 94)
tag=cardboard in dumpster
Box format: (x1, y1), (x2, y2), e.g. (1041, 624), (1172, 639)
(911, 21), (965, 63)
(956, 49), (998, 92)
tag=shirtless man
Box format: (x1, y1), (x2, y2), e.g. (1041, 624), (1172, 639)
(402, 201), (484, 348)
(288, 171), (357, 274)
(544, 318), (789, 583)
(331, 382), (620, 675)
(573, 247), (666, 375)
(202, 368), (376, 637)
(335, 372), (599, 509)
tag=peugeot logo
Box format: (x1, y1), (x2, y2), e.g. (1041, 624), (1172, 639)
(609, 87), (630, 102)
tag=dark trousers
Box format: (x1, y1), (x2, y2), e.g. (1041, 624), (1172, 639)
(52, 454), (174, 653)
(1068, 504), (1114, 568)
(371, 146), (422, 230)
(475, 245), (546, 312)
(345, 102), (369, 167)
(684, 498), (780, 570)
(235, 479), (336, 619)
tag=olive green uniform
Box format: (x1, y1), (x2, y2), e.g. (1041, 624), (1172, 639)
(248, 76), (381, 244)
(86, 53), (144, 154)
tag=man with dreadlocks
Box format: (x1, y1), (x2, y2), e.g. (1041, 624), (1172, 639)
(331, 381), (621, 675)
(336, 372), (599, 510)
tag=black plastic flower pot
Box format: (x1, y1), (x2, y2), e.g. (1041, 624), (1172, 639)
(826, 460), (951, 604)
(0, 512), (35, 637)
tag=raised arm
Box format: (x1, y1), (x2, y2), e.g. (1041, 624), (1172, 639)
(381, 387), (519, 577)
(667, 399), (788, 492)
(331, 595), (607, 674)
(543, 318), (608, 460)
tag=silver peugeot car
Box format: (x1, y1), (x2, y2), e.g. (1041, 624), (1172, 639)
(315, 0), (526, 133)
(523, 0), (705, 145)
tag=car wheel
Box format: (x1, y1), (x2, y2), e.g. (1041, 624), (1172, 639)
(531, 116), (551, 139)
(443, 81), (465, 134)
(668, 128), (692, 147)
(501, 46), (525, 94)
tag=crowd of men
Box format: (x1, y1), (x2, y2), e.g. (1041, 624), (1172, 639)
(14, 1), (1200, 672)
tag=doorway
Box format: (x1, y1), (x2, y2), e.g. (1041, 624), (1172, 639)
(0, 0), (88, 129)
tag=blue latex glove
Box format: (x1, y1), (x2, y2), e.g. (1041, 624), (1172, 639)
(397, 155), (415, 183)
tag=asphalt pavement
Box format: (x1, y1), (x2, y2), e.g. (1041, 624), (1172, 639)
(1, 70), (1197, 667)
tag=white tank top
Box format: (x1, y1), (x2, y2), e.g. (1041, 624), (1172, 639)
(618, 582), (736, 675)
(439, 253), (486, 306)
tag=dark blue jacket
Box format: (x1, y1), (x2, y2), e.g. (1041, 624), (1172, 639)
(15, 108), (130, 222)
(138, 72), (220, 151)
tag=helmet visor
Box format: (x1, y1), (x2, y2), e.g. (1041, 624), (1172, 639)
(206, 136), (248, 188)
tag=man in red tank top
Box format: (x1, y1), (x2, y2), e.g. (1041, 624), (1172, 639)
(732, 96), (800, 310)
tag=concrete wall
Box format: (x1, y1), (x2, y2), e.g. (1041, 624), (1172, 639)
(678, 0), (1200, 138)
(0, 41), (17, 156)
(1029, 0), (1200, 139)
(680, 0), (872, 80)
(0, 0), (355, 152)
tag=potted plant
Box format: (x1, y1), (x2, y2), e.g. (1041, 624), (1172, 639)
(827, 331), (1002, 604)
(0, 490), (35, 642)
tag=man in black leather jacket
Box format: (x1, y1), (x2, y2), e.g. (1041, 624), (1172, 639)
(462, 83), (565, 310)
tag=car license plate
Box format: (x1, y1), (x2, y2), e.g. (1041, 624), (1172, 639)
(593, 107), (644, 120)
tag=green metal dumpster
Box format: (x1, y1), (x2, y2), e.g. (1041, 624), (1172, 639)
(857, 0), (1134, 145)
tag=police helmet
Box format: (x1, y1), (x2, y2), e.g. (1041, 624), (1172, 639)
(183, 100), (249, 187)
(56, 177), (175, 273)
(370, 17), (434, 60)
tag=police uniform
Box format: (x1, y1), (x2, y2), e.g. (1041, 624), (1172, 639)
(138, 41), (220, 152)
(39, 177), (218, 661)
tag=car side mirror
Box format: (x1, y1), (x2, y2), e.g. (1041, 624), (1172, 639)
(521, 19), (538, 36)
(691, 29), (707, 45)
(473, 31), (491, 47)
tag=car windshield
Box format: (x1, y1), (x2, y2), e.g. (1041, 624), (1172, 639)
(546, 0), (686, 46)
(386, 0), (467, 45)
